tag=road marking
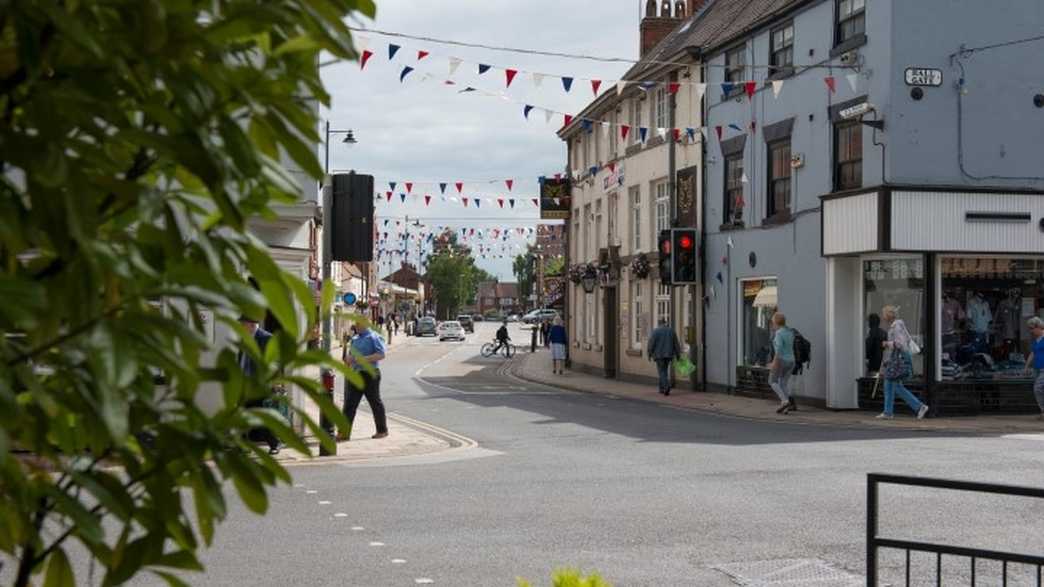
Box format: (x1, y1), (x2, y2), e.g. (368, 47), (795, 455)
(391, 559), (407, 564)
(1002, 433), (1044, 442)
(333, 513), (348, 518)
(351, 526), (365, 531)
(369, 542), (385, 547)
(293, 483), (305, 488)
(318, 500), (331, 505)
(306, 490), (318, 494)
(414, 579), (434, 584)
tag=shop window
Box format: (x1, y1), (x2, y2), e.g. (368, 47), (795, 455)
(834, 121), (862, 191)
(940, 257), (1044, 382)
(740, 278), (778, 368)
(767, 139), (792, 218)
(863, 258), (925, 378)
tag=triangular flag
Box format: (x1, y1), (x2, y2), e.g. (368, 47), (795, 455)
(400, 194), (407, 203)
(750, 120), (757, 133)
(505, 179), (514, 191)
(424, 195), (431, 206)
(721, 82), (734, 95)
(448, 57), (462, 77)
(389, 182), (397, 191)
(478, 64), (491, 75)
(505, 69), (518, 88)
(621, 125), (631, 140)
(672, 128), (682, 142)
(360, 50), (374, 70)
(589, 166), (598, 176)
(417, 50), (429, 60)
(581, 119), (593, 134)
(523, 105), (534, 119)
(405, 182), (413, 193)
(825, 76), (836, 94)
(561, 77), (574, 92)
(386, 192), (393, 202)
(399, 66), (414, 82)
(771, 79), (784, 98)
(693, 83), (706, 100)
(846, 73), (859, 92)
(498, 198), (504, 208)
(463, 197), (469, 207)
(439, 183), (447, 194)
(455, 182), (463, 193)
(544, 109), (554, 124)
(728, 123), (743, 132)
(735, 194), (745, 207)
(388, 44), (400, 60)
(591, 79), (602, 95)
(686, 128), (696, 142)
(509, 199), (515, 208)
(532, 72), (545, 88)
(608, 162), (616, 173)
(741, 172), (749, 184)
(639, 127), (648, 143)
(563, 114), (573, 127)
(475, 199), (481, 208)
(668, 82), (681, 94)
(715, 126), (723, 141)
(657, 127), (667, 139)
(639, 81), (655, 92)
(616, 81), (628, 96)
(745, 81), (756, 99)
(532, 198), (539, 207)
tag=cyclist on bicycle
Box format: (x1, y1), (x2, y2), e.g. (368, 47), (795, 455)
(492, 320), (510, 354)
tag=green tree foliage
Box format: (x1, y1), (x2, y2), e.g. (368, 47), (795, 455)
(517, 569), (612, 587)
(0, 1), (375, 585)
(544, 255), (565, 276)
(513, 246), (536, 303)
(426, 251), (487, 319)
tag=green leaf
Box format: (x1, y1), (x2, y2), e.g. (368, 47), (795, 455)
(226, 456), (268, 514)
(257, 279), (299, 339)
(152, 570), (192, 587)
(273, 34), (319, 56)
(43, 548), (75, 587)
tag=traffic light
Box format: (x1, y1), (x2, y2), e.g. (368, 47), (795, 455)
(671, 228), (698, 284)
(657, 230), (672, 285)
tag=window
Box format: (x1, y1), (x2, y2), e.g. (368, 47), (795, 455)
(586, 291), (597, 343)
(654, 87), (668, 129)
(594, 200), (603, 251)
(724, 153), (744, 224)
(593, 125), (601, 165)
(654, 180), (669, 233)
(630, 186), (642, 252)
(629, 98), (643, 144)
(584, 204), (593, 259)
(582, 136), (590, 170)
(573, 212), (581, 259)
(608, 192), (619, 246)
(770, 23), (794, 73)
(767, 140), (792, 217)
(656, 283), (671, 328)
(609, 111), (619, 157)
(864, 258), (925, 378)
(939, 257), (1044, 382)
(740, 278), (778, 368)
(836, 0), (865, 45)
(725, 45), (746, 84)
(834, 121), (862, 191)
(632, 280), (645, 350)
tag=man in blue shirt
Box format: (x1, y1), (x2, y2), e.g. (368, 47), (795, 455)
(343, 322), (389, 439)
(1024, 317), (1044, 419)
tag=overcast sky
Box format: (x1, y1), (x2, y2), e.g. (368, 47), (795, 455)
(321, 0), (640, 281)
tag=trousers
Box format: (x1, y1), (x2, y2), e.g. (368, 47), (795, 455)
(1034, 370), (1044, 413)
(344, 371), (388, 437)
(883, 379), (924, 416)
(769, 361), (795, 403)
(655, 359), (672, 393)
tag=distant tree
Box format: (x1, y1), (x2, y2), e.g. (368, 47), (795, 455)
(513, 246), (536, 304)
(544, 255), (566, 276)
(0, 1), (375, 585)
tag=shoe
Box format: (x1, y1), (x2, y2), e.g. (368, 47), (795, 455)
(664, 389), (670, 396)
(917, 404), (930, 420)
(788, 398), (798, 412)
(875, 413), (893, 419)
(268, 446), (281, 455)
(776, 402), (789, 414)
(372, 432), (389, 439)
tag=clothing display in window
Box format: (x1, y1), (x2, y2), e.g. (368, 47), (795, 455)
(941, 295), (964, 334)
(994, 289), (1022, 341)
(966, 293), (992, 334)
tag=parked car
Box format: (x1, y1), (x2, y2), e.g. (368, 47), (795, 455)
(437, 321), (465, 341)
(472, 314), (484, 322)
(415, 316), (437, 337)
(522, 309), (559, 324)
(456, 315), (474, 333)
(506, 314), (521, 323)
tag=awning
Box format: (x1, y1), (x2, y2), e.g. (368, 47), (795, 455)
(753, 286), (777, 308)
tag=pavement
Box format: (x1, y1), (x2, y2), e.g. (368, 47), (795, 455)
(511, 349), (1044, 434)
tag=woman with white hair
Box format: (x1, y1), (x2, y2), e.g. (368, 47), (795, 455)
(1023, 316), (1044, 419)
(878, 305), (930, 419)
(548, 316), (568, 375)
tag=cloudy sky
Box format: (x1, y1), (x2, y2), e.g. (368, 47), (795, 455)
(321, 0), (641, 280)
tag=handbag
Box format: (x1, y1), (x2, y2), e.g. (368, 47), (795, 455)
(882, 350), (913, 381)
(908, 339), (922, 355)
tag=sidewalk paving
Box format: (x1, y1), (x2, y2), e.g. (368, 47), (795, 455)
(512, 350), (1044, 435)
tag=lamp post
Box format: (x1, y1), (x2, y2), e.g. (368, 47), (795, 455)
(319, 121), (356, 456)
(580, 270), (598, 294)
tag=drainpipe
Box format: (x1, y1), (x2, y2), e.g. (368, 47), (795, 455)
(564, 143), (573, 369)
(699, 61), (709, 392)
(668, 70), (678, 350)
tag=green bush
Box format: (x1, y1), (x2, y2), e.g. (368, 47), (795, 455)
(517, 568), (613, 587)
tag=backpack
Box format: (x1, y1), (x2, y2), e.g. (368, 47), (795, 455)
(792, 329), (812, 374)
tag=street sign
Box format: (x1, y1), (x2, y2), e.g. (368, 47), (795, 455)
(904, 67), (942, 87)
(342, 292), (357, 305)
(839, 102), (872, 120)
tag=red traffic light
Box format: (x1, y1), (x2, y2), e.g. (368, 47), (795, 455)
(678, 234), (694, 251)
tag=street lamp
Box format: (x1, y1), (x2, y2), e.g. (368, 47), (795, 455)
(581, 270), (598, 294)
(323, 121), (357, 174)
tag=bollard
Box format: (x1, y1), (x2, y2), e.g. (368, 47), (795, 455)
(530, 326), (537, 353)
(319, 368), (337, 456)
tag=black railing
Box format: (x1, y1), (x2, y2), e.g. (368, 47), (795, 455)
(867, 473), (1044, 586)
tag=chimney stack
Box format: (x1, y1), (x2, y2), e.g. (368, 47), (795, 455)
(640, 0), (679, 57)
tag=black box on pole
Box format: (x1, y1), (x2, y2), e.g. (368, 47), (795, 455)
(331, 173), (374, 262)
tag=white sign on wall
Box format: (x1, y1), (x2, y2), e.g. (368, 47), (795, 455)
(904, 67), (943, 87)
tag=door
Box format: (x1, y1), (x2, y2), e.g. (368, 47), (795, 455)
(604, 287), (618, 378)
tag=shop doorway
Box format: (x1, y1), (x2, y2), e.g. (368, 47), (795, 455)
(604, 287), (618, 378)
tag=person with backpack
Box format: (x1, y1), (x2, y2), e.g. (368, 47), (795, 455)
(769, 312), (798, 414)
(878, 305), (930, 419)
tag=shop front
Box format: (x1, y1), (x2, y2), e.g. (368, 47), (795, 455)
(822, 187), (1044, 414)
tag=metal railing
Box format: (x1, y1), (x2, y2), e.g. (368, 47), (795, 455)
(867, 473), (1044, 586)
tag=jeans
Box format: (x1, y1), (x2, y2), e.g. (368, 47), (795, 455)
(883, 379), (924, 416)
(1034, 370), (1044, 413)
(655, 359), (672, 393)
(344, 371), (388, 437)
(769, 361), (794, 403)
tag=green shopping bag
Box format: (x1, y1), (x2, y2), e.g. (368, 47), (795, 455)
(674, 357), (695, 378)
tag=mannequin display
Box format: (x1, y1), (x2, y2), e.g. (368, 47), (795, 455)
(941, 292), (965, 335)
(994, 288), (1022, 344)
(967, 292), (993, 335)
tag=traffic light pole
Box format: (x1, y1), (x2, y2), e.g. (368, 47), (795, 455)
(667, 73), (679, 366)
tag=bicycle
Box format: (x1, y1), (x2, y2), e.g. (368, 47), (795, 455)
(481, 340), (516, 359)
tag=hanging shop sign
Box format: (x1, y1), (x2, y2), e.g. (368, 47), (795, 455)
(540, 178), (572, 220)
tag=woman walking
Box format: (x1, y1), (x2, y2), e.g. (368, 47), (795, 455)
(768, 312), (797, 414)
(548, 317), (568, 375)
(878, 305), (930, 420)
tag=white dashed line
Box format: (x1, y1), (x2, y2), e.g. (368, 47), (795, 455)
(369, 542), (385, 547)
(351, 526), (365, 531)
(293, 483), (305, 488)
(391, 559), (407, 564)
(318, 500), (331, 505)
(333, 513), (348, 518)
(306, 490), (318, 494)
(415, 579), (434, 584)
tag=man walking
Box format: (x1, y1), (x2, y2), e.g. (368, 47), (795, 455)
(1024, 317), (1044, 419)
(238, 316), (280, 454)
(647, 317), (681, 396)
(342, 322), (389, 440)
